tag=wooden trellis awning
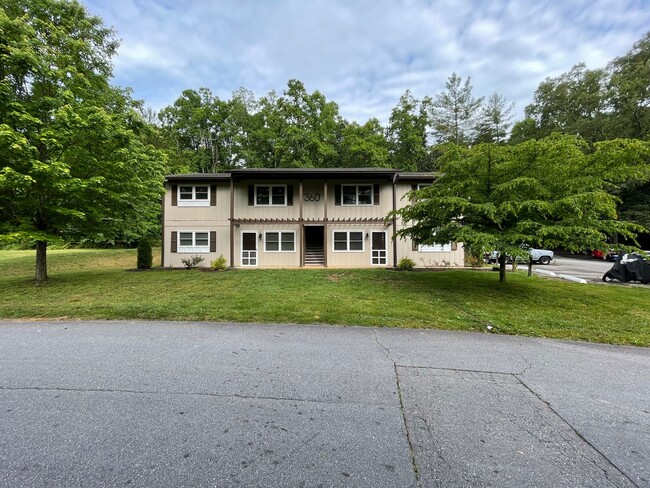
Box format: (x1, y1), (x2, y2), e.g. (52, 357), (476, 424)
(230, 217), (388, 224)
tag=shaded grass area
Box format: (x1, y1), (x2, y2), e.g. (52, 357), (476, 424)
(0, 249), (648, 346)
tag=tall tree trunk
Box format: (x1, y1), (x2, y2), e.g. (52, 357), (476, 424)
(498, 254), (507, 282)
(35, 240), (48, 284)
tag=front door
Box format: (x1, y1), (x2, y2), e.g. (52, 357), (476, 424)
(241, 232), (257, 266)
(371, 231), (387, 265)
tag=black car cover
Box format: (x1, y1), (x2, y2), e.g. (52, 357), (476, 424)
(602, 253), (650, 284)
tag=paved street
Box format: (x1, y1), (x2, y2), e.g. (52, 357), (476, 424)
(1, 321), (648, 487)
(543, 254), (617, 283)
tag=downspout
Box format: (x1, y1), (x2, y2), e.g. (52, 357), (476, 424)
(392, 173), (398, 267)
(323, 179), (328, 267)
(229, 176), (234, 267)
(299, 179), (304, 267)
(161, 186), (166, 267)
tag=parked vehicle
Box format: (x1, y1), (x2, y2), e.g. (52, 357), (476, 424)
(485, 248), (554, 265)
(602, 253), (650, 284)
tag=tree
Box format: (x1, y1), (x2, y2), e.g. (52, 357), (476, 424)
(524, 64), (609, 144)
(386, 90), (432, 171)
(338, 118), (389, 167)
(0, 0), (166, 283)
(607, 32), (650, 141)
(475, 92), (514, 144)
(430, 73), (484, 146)
(393, 135), (650, 282)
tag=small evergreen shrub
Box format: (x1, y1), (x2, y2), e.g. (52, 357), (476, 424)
(210, 255), (228, 270)
(136, 239), (153, 269)
(397, 257), (415, 271)
(181, 255), (204, 269)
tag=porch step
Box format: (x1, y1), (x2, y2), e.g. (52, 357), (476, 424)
(305, 247), (324, 266)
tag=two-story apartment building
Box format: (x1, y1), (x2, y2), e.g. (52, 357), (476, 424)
(162, 168), (464, 268)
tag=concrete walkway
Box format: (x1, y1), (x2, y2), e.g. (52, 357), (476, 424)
(0, 321), (648, 487)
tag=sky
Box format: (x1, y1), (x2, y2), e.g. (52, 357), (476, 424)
(82, 0), (650, 125)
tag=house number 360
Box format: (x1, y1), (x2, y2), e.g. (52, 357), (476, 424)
(304, 193), (321, 202)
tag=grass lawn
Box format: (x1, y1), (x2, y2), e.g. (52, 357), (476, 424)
(0, 248), (648, 346)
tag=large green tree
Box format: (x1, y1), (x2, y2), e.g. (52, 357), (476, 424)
(0, 0), (166, 283)
(394, 135), (650, 282)
(386, 90), (432, 171)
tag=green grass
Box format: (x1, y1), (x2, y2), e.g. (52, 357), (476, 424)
(0, 249), (648, 346)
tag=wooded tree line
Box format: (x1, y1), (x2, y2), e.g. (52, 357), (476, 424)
(152, 32), (649, 175)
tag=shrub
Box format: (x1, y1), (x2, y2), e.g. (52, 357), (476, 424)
(397, 257), (415, 271)
(181, 255), (204, 269)
(136, 239), (153, 269)
(210, 255), (228, 270)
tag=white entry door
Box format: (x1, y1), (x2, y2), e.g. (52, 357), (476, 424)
(371, 231), (387, 265)
(241, 232), (258, 266)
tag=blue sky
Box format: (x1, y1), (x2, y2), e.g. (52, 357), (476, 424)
(82, 0), (650, 124)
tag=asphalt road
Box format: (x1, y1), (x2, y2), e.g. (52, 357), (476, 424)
(1, 321), (648, 487)
(543, 254), (618, 283)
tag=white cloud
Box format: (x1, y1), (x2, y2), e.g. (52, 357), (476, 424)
(82, 0), (650, 124)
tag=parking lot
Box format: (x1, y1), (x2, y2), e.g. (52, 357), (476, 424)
(541, 253), (615, 283)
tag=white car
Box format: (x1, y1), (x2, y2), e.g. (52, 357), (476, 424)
(486, 248), (554, 265)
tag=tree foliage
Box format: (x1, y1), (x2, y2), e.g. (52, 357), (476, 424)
(394, 135), (650, 281)
(0, 0), (166, 283)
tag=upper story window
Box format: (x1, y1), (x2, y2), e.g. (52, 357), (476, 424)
(256, 185), (286, 206)
(335, 184), (379, 206)
(178, 185), (210, 207)
(342, 184), (373, 205)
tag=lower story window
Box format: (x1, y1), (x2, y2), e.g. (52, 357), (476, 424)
(265, 231), (295, 252)
(333, 231), (364, 252)
(419, 243), (452, 252)
(178, 231), (209, 253)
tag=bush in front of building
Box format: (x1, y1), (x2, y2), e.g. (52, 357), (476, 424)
(397, 257), (415, 271)
(137, 239), (153, 269)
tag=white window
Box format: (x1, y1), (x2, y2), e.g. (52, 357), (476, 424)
(342, 184), (373, 205)
(178, 231), (210, 253)
(178, 185), (210, 207)
(419, 243), (452, 252)
(256, 185), (286, 206)
(264, 231), (295, 252)
(333, 231), (364, 252)
(417, 183), (430, 190)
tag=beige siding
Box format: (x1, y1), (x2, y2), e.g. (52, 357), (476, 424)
(234, 224), (301, 268)
(393, 182), (465, 267)
(326, 224), (392, 268)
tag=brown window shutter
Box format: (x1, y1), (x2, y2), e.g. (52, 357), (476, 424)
(171, 185), (177, 206)
(210, 185), (216, 206)
(171, 231), (177, 253)
(287, 185), (293, 206)
(373, 184), (380, 205)
(210, 231), (216, 252)
(248, 185), (254, 206)
(410, 184), (417, 204)
(451, 241), (457, 251)
(335, 184), (341, 205)
(412, 239), (418, 252)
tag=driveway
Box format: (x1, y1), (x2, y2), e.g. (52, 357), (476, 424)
(1, 321), (648, 487)
(531, 254), (616, 283)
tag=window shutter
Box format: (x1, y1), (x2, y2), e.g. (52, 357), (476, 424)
(412, 239), (418, 252)
(171, 232), (177, 253)
(451, 241), (457, 251)
(210, 231), (217, 252)
(335, 184), (341, 205)
(410, 184), (417, 204)
(373, 184), (380, 205)
(248, 185), (254, 206)
(287, 185), (293, 206)
(171, 185), (177, 206)
(210, 185), (216, 206)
